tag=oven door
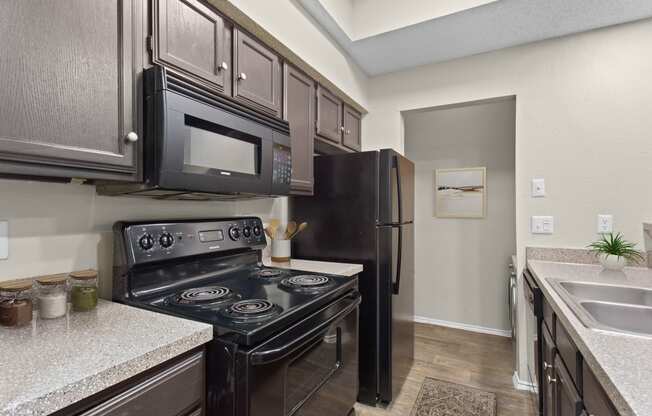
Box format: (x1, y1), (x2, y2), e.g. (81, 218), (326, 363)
(155, 89), (274, 195)
(238, 292), (360, 416)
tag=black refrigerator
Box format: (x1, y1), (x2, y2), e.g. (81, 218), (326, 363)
(291, 149), (415, 406)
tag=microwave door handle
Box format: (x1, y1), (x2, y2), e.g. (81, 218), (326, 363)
(391, 224), (403, 295)
(250, 294), (361, 365)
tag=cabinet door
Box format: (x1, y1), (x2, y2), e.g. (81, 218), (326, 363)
(553, 355), (584, 416)
(233, 29), (281, 116)
(542, 325), (556, 416)
(153, 0), (231, 95)
(80, 352), (204, 416)
(283, 64), (315, 195)
(342, 104), (361, 152)
(0, 0), (140, 180)
(316, 85), (343, 145)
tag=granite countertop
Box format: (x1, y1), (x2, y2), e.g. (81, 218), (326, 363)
(527, 260), (652, 416)
(262, 257), (363, 277)
(0, 300), (213, 416)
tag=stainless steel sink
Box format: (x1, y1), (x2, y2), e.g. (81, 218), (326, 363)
(549, 280), (652, 337)
(558, 281), (652, 307)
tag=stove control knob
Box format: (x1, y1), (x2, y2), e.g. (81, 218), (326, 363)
(159, 232), (174, 248)
(252, 225), (262, 236)
(138, 234), (155, 251)
(228, 227), (241, 240)
(243, 226), (252, 238)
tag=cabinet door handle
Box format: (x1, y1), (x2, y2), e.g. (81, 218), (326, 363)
(125, 132), (138, 143)
(238, 72), (247, 81)
(345, 129), (351, 135)
(547, 374), (557, 384)
(543, 361), (552, 371)
(340, 126), (345, 132)
(218, 61), (229, 71)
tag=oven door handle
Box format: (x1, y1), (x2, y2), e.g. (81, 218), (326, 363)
(250, 293), (361, 366)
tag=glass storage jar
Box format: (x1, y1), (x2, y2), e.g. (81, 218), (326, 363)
(0, 280), (34, 327)
(36, 274), (68, 319)
(70, 270), (98, 312)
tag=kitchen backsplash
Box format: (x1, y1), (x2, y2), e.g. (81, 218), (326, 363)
(0, 179), (287, 297)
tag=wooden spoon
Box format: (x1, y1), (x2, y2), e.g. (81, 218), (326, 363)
(288, 222), (307, 239)
(264, 227), (274, 240)
(285, 221), (297, 239)
(267, 219), (280, 240)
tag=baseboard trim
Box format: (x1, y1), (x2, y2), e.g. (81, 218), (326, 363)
(513, 371), (538, 393)
(413, 315), (512, 338)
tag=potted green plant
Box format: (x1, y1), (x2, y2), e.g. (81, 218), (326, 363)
(588, 232), (644, 270)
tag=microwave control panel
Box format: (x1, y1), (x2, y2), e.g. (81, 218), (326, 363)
(272, 144), (292, 188)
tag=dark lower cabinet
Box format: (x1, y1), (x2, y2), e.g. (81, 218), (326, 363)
(553, 355), (584, 416)
(63, 350), (205, 416)
(0, 0), (142, 181)
(534, 266), (622, 416)
(283, 63), (315, 195)
(542, 325), (556, 416)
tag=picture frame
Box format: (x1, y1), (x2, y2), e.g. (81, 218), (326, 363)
(435, 167), (486, 218)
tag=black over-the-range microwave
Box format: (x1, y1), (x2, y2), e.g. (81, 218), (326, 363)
(98, 66), (292, 200)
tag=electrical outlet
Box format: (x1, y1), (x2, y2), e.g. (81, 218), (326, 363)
(597, 215), (613, 234)
(0, 221), (7, 260)
(531, 178), (546, 197)
(531, 216), (554, 234)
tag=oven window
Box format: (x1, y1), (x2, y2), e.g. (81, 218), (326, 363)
(183, 115), (260, 175)
(285, 328), (340, 414)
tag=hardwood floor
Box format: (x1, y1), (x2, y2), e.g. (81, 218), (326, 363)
(353, 323), (538, 416)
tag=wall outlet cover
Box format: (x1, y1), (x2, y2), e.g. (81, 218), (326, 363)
(531, 178), (545, 197)
(531, 216), (554, 234)
(597, 214), (613, 234)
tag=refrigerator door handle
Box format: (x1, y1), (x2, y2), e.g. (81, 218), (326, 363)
(394, 155), (403, 224)
(391, 224), (403, 295)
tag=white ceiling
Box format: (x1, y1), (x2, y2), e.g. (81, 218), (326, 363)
(299, 0), (652, 76)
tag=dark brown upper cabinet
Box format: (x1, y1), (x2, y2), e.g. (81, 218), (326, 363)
(0, 0), (142, 181)
(152, 0), (232, 96)
(316, 84), (343, 145)
(283, 64), (315, 195)
(233, 29), (282, 117)
(342, 104), (362, 151)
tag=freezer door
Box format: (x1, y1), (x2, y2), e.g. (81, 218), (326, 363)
(379, 150), (414, 224)
(378, 222), (415, 404)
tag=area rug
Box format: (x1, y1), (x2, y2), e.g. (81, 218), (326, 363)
(410, 377), (497, 416)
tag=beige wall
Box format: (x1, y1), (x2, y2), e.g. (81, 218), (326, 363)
(364, 17), (652, 381)
(404, 98), (516, 332)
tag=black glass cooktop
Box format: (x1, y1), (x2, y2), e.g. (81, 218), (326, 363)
(128, 262), (356, 346)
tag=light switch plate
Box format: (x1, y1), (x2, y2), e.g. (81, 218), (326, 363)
(531, 216), (554, 234)
(597, 215), (613, 234)
(0, 221), (7, 260)
(531, 178), (545, 197)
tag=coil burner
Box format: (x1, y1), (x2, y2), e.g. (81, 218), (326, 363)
(171, 286), (235, 306)
(221, 299), (282, 321)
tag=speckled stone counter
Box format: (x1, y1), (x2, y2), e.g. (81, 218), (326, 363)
(0, 300), (213, 416)
(527, 260), (652, 416)
(262, 257), (363, 277)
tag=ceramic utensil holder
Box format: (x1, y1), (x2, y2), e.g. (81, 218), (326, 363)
(271, 239), (291, 263)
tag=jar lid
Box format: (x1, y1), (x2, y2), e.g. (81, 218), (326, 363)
(69, 269), (98, 280)
(36, 274), (68, 285)
(0, 280), (33, 292)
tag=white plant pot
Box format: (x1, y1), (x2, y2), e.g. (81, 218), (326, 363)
(599, 253), (626, 271)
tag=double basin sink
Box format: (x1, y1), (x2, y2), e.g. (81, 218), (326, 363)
(549, 280), (652, 336)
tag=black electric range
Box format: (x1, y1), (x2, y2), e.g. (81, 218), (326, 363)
(113, 218), (360, 416)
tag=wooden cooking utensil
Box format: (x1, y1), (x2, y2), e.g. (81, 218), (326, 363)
(264, 227), (274, 240)
(288, 222), (307, 239)
(285, 221), (297, 239)
(267, 219), (280, 240)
